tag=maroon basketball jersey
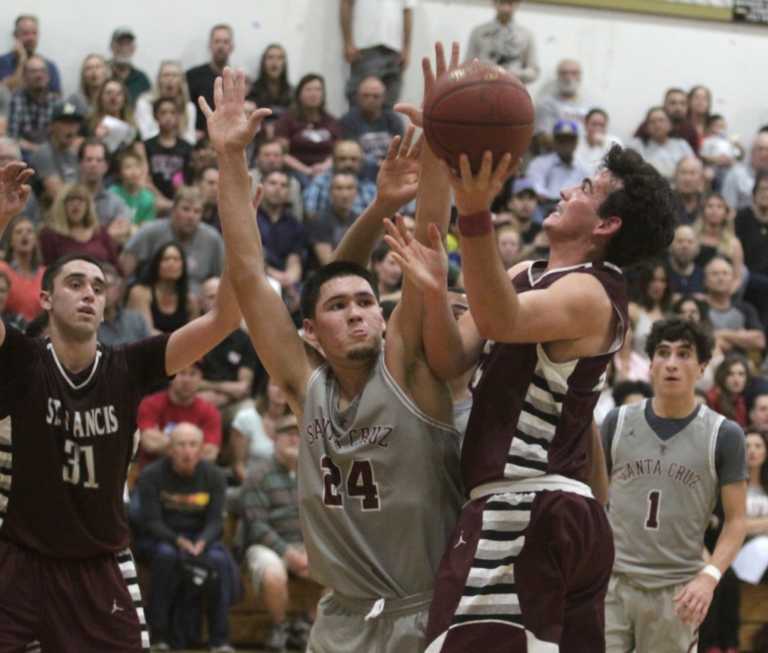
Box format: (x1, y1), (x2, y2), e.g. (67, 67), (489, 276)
(462, 260), (628, 491)
(0, 328), (169, 558)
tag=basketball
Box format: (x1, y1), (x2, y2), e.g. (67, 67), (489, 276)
(423, 61), (535, 173)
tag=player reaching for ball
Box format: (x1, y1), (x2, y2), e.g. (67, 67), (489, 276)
(0, 161), (247, 651)
(385, 137), (676, 648)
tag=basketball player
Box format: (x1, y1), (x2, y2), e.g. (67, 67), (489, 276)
(385, 144), (676, 651)
(602, 317), (747, 653)
(0, 161), (246, 652)
(198, 51), (464, 653)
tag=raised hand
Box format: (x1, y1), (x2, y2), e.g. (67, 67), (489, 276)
(0, 161), (34, 226)
(375, 124), (423, 215)
(395, 41), (460, 128)
(198, 67), (272, 153)
(444, 151), (514, 215)
(384, 216), (448, 295)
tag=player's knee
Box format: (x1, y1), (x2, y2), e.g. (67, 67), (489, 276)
(262, 561), (289, 587)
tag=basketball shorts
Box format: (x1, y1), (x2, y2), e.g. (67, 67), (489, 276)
(425, 489), (614, 653)
(0, 538), (149, 652)
(307, 589), (432, 653)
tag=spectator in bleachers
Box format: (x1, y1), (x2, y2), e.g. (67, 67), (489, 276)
(144, 97), (193, 215)
(303, 139), (375, 219)
(371, 241), (402, 301)
(187, 24), (234, 137)
(29, 100), (84, 202)
(7, 55), (58, 155)
(630, 107), (694, 181)
(688, 84), (712, 148)
(196, 165), (220, 231)
(88, 79), (139, 155)
(534, 59), (591, 135)
(663, 87), (700, 152)
(672, 156), (706, 225)
(703, 256), (765, 357)
(628, 260), (671, 359)
(666, 224), (705, 300)
(275, 74), (341, 186)
(256, 170), (305, 292)
(195, 276), (258, 413)
(672, 295), (724, 393)
(0, 15), (61, 94)
(736, 172), (768, 327)
(306, 172), (359, 267)
(0, 216), (44, 322)
(137, 422), (234, 652)
(506, 177), (542, 241)
(107, 27), (150, 106)
(694, 193), (744, 293)
(247, 44), (293, 140)
(527, 119), (588, 209)
(574, 107), (621, 175)
(0, 269), (26, 332)
(38, 183), (120, 267)
(707, 354), (752, 428)
(249, 139), (303, 221)
(340, 0), (414, 107)
(78, 138), (131, 232)
(339, 76), (404, 180)
(109, 150), (156, 227)
(121, 186), (224, 292)
(495, 223), (521, 270)
(126, 241), (199, 334)
(136, 364), (222, 473)
(751, 394), (768, 435)
(466, 0), (539, 84)
(722, 132), (768, 210)
(700, 114), (743, 189)
(135, 61), (196, 146)
(241, 413), (311, 653)
(66, 54), (109, 119)
(97, 261), (150, 346)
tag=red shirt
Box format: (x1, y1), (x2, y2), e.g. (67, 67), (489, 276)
(0, 260), (45, 321)
(38, 226), (119, 268)
(275, 111), (342, 166)
(136, 391), (222, 469)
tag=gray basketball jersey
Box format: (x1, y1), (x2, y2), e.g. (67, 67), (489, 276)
(299, 353), (463, 599)
(608, 400), (722, 590)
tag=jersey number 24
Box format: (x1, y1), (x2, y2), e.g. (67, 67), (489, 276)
(321, 456), (380, 511)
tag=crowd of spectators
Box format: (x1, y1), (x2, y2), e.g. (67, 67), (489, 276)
(2, 2), (768, 652)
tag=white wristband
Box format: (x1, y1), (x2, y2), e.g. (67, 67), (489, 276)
(701, 564), (722, 583)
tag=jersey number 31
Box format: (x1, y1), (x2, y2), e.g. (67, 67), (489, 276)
(321, 456), (380, 511)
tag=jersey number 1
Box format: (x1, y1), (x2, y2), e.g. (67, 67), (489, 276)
(321, 456), (380, 511)
(644, 489), (661, 530)
(62, 440), (99, 489)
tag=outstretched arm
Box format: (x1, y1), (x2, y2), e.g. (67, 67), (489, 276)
(199, 68), (312, 414)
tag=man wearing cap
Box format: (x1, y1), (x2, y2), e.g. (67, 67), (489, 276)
(526, 119), (589, 209)
(108, 27), (150, 107)
(30, 101), (83, 201)
(0, 14), (61, 94)
(508, 177), (543, 242)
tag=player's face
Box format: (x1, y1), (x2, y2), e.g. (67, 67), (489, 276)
(304, 276), (384, 365)
(446, 291), (469, 322)
(44, 260), (107, 341)
(169, 427), (203, 476)
(746, 433), (767, 471)
(545, 170), (619, 243)
(649, 340), (703, 398)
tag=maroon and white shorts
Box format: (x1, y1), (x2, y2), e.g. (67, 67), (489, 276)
(0, 538), (149, 652)
(425, 485), (613, 653)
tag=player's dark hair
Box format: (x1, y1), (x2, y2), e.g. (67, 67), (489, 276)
(598, 145), (675, 268)
(644, 316), (714, 364)
(300, 261), (378, 320)
(141, 241), (190, 304)
(612, 380), (653, 407)
(42, 253), (105, 293)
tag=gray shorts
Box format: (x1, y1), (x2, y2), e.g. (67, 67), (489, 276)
(605, 573), (698, 653)
(307, 590), (432, 653)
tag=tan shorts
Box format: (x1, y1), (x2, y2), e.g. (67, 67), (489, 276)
(605, 573), (698, 653)
(245, 544), (288, 594)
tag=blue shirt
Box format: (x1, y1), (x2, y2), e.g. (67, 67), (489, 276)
(303, 171), (376, 218)
(526, 152), (589, 202)
(0, 52), (61, 94)
(256, 209), (306, 271)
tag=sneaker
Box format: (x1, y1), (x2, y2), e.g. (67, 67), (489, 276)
(210, 645), (236, 653)
(263, 622), (289, 652)
(150, 643), (171, 652)
(287, 614), (312, 651)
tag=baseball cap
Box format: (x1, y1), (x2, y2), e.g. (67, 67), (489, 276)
(51, 101), (84, 123)
(512, 178), (536, 196)
(553, 119), (579, 138)
(111, 27), (135, 42)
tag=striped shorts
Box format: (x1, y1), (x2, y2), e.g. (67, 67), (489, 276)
(0, 539), (149, 652)
(425, 489), (613, 653)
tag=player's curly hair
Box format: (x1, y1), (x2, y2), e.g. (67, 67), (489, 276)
(599, 145), (676, 268)
(644, 317), (714, 364)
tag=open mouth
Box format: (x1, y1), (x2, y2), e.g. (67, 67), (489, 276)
(77, 306), (96, 316)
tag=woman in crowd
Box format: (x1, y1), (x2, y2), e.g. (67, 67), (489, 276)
(672, 295), (723, 392)
(693, 192), (744, 293)
(628, 259), (672, 358)
(0, 217), (45, 322)
(125, 241), (198, 334)
(630, 106), (695, 180)
(38, 184), (120, 268)
(371, 241), (403, 302)
(706, 354), (751, 428)
(275, 73), (341, 186)
(247, 44), (293, 140)
(687, 84), (713, 149)
(134, 60), (196, 144)
(88, 78), (140, 155)
(67, 54), (110, 118)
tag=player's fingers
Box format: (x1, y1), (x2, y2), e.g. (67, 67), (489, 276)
(221, 66), (234, 99)
(422, 57), (435, 95)
(17, 168), (35, 184)
(435, 42), (446, 77)
(449, 41), (460, 70)
(492, 153), (513, 187)
(198, 96), (213, 119)
(252, 184), (264, 209)
(438, 158), (461, 188)
(248, 108), (272, 134)
(478, 151), (494, 185)
(459, 154), (474, 189)
(394, 213), (412, 243)
(213, 75), (224, 108)
(385, 135), (402, 161)
(409, 132), (424, 160)
(428, 222), (444, 250)
(399, 125), (415, 157)
(382, 217), (403, 243)
(394, 103), (423, 128)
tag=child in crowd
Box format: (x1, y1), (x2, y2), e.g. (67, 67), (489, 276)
(109, 150), (156, 227)
(700, 114), (744, 187)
